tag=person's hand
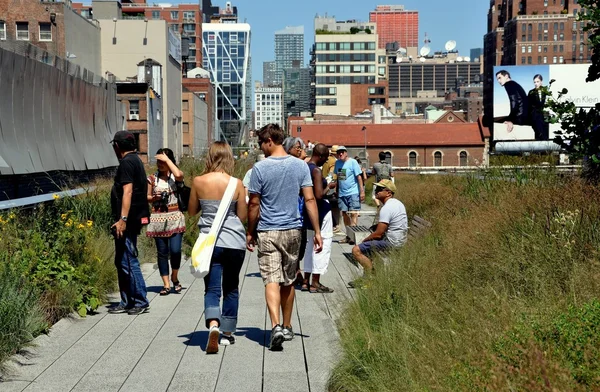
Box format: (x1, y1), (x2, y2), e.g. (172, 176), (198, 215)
(360, 191), (365, 202)
(246, 232), (257, 252)
(155, 153), (170, 162)
(111, 219), (126, 239)
(504, 121), (514, 133)
(328, 182), (337, 189)
(313, 232), (323, 253)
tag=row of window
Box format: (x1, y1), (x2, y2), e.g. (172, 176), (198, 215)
(315, 42), (377, 51)
(150, 10), (196, 20)
(522, 44), (567, 53)
(316, 76), (377, 84)
(316, 53), (376, 62)
(408, 151), (469, 167)
(315, 65), (378, 74)
(316, 98), (337, 106)
(0, 21), (52, 41)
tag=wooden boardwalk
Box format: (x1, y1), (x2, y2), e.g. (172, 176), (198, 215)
(2, 233), (365, 392)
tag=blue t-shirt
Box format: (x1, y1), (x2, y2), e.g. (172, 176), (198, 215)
(248, 155), (313, 231)
(334, 158), (362, 197)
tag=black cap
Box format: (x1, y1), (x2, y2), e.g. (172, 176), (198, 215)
(110, 131), (136, 150)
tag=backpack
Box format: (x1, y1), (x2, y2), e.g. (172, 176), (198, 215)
(378, 162), (392, 180)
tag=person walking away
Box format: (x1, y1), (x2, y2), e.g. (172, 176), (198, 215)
(188, 141), (247, 354)
(302, 144), (334, 293)
(242, 154), (265, 202)
(334, 146), (365, 243)
(322, 146), (342, 235)
(247, 124), (323, 351)
(146, 148), (186, 296)
(350, 179), (407, 288)
(372, 152), (393, 208)
(108, 131), (151, 315)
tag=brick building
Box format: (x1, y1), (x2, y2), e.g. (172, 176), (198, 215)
(369, 5), (419, 49)
(72, 0), (202, 72)
(483, 0), (589, 119)
(183, 71), (216, 144)
(289, 120), (490, 168)
(0, 0), (101, 75)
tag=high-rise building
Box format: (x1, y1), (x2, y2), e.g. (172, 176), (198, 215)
(274, 26), (304, 85)
(470, 48), (483, 62)
(202, 21), (252, 146)
(483, 0), (589, 119)
(263, 61), (277, 87)
(312, 18), (387, 116)
(202, 0), (238, 23)
(283, 66), (312, 127)
(255, 82), (283, 129)
(369, 5), (418, 49)
(73, 0), (203, 73)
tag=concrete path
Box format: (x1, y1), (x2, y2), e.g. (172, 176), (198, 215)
(2, 210), (375, 392)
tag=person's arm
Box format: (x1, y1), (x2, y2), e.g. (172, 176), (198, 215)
(236, 179), (248, 223)
(357, 173), (365, 202)
(112, 182), (132, 238)
(156, 153), (184, 181)
(246, 193), (260, 251)
(312, 167), (324, 200)
(147, 176), (155, 203)
(187, 176), (201, 217)
(362, 222), (389, 242)
(302, 186), (323, 253)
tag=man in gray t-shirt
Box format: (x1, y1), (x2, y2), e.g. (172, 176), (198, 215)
(247, 123), (322, 351)
(350, 179), (407, 287)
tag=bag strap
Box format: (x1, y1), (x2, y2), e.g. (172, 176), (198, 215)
(208, 176), (237, 236)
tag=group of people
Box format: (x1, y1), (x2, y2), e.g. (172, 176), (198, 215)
(107, 123), (408, 354)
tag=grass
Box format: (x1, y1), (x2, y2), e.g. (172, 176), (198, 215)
(329, 166), (600, 391)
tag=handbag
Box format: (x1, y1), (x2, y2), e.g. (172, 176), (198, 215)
(190, 176), (237, 279)
(175, 181), (191, 212)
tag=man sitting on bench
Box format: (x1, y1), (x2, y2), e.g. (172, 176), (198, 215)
(350, 180), (407, 287)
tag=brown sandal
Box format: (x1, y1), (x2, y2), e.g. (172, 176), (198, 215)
(173, 281), (182, 294)
(159, 286), (171, 296)
(309, 284), (334, 294)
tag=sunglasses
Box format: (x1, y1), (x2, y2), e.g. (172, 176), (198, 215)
(375, 186), (386, 193)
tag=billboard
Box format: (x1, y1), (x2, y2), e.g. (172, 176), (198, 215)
(493, 64), (600, 142)
(168, 30), (182, 65)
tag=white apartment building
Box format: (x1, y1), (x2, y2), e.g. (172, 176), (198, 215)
(254, 84), (283, 129)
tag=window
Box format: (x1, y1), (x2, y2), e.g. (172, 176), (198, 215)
(170, 24), (179, 32)
(223, 72), (230, 81)
(522, 46), (526, 53)
(459, 151), (468, 167)
(183, 11), (195, 20)
(183, 123), (189, 133)
(0, 21), (5, 40)
(559, 56), (564, 63)
(152, 11), (160, 19)
(183, 24), (195, 33)
(182, 100), (189, 111)
(16, 22), (29, 41)
(230, 46), (237, 55)
(129, 101), (139, 120)
(528, 45), (532, 53)
(230, 33), (238, 43)
(171, 11), (179, 19)
(434, 151), (442, 167)
(408, 151), (417, 168)
(39, 23), (52, 41)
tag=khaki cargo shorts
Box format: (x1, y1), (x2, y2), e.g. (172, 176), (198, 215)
(257, 229), (301, 286)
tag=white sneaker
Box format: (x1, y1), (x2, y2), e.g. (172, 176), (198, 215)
(206, 326), (220, 354)
(220, 334), (236, 346)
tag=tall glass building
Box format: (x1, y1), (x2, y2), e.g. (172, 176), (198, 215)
(274, 26), (304, 85)
(202, 23), (252, 146)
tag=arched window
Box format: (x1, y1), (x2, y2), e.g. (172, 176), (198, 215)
(459, 151), (468, 166)
(408, 151), (417, 168)
(384, 151), (392, 165)
(434, 151), (442, 167)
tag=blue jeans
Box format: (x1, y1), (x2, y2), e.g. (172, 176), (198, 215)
(338, 193), (361, 212)
(154, 233), (183, 277)
(114, 233), (149, 308)
(203, 247), (246, 333)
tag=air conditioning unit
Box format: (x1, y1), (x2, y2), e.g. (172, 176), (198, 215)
(129, 114), (139, 120)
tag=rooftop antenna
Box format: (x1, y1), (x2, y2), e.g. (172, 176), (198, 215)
(396, 47), (407, 63)
(445, 40), (457, 52)
(420, 32), (431, 58)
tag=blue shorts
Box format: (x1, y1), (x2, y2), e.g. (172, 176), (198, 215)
(338, 194), (361, 212)
(358, 239), (392, 256)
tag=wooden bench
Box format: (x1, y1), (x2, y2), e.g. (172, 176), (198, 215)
(345, 215), (431, 245)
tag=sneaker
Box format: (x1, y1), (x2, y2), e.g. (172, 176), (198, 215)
(127, 306), (150, 315)
(282, 326), (294, 341)
(107, 304), (130, 314)
(269, 325), (284, 351)
(206, 326), (220, 354)
(220, 334), (236, 346)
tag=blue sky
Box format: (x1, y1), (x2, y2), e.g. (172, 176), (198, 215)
(171, 0), (489, 83)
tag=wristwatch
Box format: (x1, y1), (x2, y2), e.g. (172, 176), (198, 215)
(120, 216), (128, 222)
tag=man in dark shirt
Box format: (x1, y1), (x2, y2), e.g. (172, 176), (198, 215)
(494, 70), (530, 133)
(108, 131), (151, 315)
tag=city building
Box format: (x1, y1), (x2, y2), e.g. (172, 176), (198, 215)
(483, 0), (589, 120)
(369, 5), (419, 49)
(263, 60), (277, 87)
(99, 17), (183, 159)
(254, 82), (283, 129)
(202, 21), (252, 146)
(116, 82), (162, 163)
(283, 66), (313, 127)
(274, 25), (304, 85)
(314, 15), (376, 34)
(289, 120), (490, 168)
(0, 0), (101, 75)
(182, 88), (210, 157)
(470, 47), (483, 62)
(201, 0), (237, 23)
(72, 0), (202, 72)
(184, 68), (217, 147)
(312, 20), (387, 116)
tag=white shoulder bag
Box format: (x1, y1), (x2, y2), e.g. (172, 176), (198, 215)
(190, 176), (237, 279)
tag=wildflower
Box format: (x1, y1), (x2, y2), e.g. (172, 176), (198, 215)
(61, 213), (68, 220)
(86, 220), (93, 227)
(53, 194), (60, 200)
(65, 222), (72, 228)
(8, 213), (15, 220)
(77, 224), (85, 229)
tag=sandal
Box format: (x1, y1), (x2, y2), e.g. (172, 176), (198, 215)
(173, 281), (183, 294)
(159, 286), (171, 296)
(309, 284), (334, 294)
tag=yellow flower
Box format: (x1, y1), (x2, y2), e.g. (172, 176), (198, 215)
(8, 213), (15, 220)
(77, 224), (85, 229)
(86, 220), (93, 227)
(61, 213), (68, 220)
(65, 221), (72, 227)
(53, 194), (60, 200)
